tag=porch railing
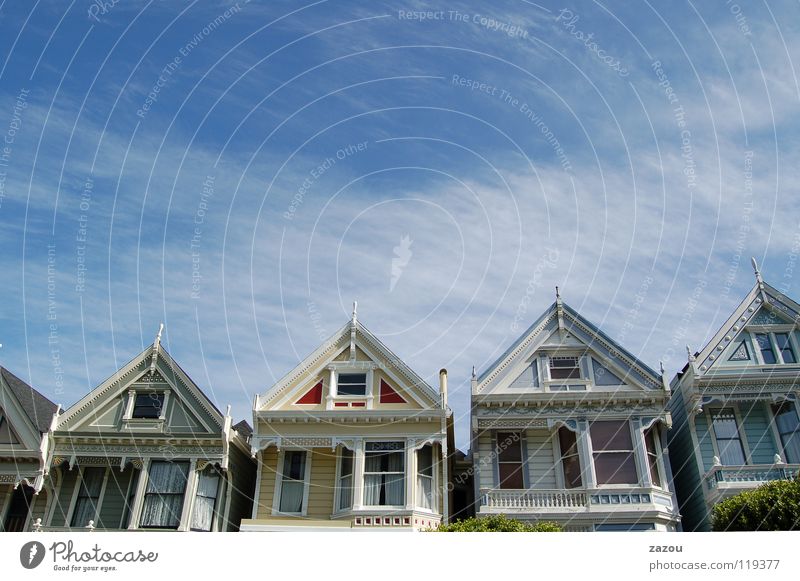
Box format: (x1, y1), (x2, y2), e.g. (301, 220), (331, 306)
(481, 489), (588, 510)
(705, 464), (800, 491)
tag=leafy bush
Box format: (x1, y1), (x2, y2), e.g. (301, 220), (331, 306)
(712, 478), (800, 531)
(434, 514), (563, 532)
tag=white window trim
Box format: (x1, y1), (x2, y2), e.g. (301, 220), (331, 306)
(414, 444), (438, 513)
(706, 407), (752, 466)
(543, 353), (591, 391)
(137, 459), (192, 530)
(749, 329), (799, 366)
(361, 439), (407, 509)
(589, 420), (641, 488)
(272, 449), (313, 517)
(326, 364), (376, 410)
(332, 446), (355, 515)
(642, 424), (666, 490)
(122, 390), (170, 426)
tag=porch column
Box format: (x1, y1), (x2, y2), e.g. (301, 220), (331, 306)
(405, 441), (416, 510)
(178, 459), (199, 531)
(128, 459), (150, 529)
(352, 439), (365, 510)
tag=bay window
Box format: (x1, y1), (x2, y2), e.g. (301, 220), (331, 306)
(140, 461), (189, 529)
(191, 466), (221, 531)
(71, 467), (105, 527)
(417, 445), (435, 511)
(711, 409), (746, 466)
(363, 442), (404, 506)
(590, 421), (638, 485)
(278, 451), (308, 514)
(773, 402), (800, 464)
(337, 448), (354, 511)
(496, 432), (524, 489)
(558, 427), (582, 488)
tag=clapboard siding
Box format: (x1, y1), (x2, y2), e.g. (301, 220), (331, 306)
(694, 414), (716, 472)
(226, 445), (256, 531)
(98, 468), (132, 529)
(740, 402), (778, 464)
(525, 429), (557, 488)
(306, 449), (336, 518)
(668, 388), (708, 531)
(49, 467), (78, 527)
(256, 448), (279, 518)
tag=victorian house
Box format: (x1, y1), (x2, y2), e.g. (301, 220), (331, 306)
(37, 327), (255, 532)
(240, 305), (452, 531)
(668, 262), (800, 531)
(471, 293), (680, 531)
(0, 367), (60, 531)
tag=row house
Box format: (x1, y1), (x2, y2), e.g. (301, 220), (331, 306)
(471, 294), (681, 531)
(669, 263), (800, 531)
(38, 327), (256, 532)
(240, 305), (452, 531)
(0, 367), (59, 531)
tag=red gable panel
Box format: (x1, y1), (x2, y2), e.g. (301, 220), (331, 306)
(295, 381), (323, 405)
(379, 379), (406, 404)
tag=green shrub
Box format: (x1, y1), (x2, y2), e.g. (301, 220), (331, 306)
(434, 514), (563, 532)
(712, 478), (800, 531)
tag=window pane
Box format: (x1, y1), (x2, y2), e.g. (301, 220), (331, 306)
(776, 333), (796, 363)
(363, 443), (405, 506)
(496, 433), (522, 462)
(550, 357), (581, 380)
(756, 334), (777, 364)
(558, 427), (582, 488)
(711, 412), (740, 439)
(594, 452), (637, 485)
(590, 421), (633, 451)
(644, 429), (662, 487)
(774, 403), (800, 464)
(558, 427), (579, 456)
(279, 481), (305, 513)
(498, 463), (525, 489)
(417, 446), (433, 476)
(141, 462), (189, 528)
(339, 448), (353, 477)
(284, 451), (306, 481)
(191, 469), (219, 531)
(717, 439), (746, 466)
(337, 373), (367, 395)
(132, 393), (164, 419)
(71, 467), (105, 527)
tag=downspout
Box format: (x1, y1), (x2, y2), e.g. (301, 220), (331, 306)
(439, 369), (450, 524)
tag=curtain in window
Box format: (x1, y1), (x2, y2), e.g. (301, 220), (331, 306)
(140, 462), (189, 528)
(775, 404), (800, 464)
(712, 412), (746, 466)
(191, 469), (220, 531)
(279, 452), (306, 513)
(364, 448), (405, 506)
(416, 446), (434, 511)
(71, 467), (105, 527)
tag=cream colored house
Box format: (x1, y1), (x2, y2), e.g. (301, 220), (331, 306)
(240, 305), (451, 531)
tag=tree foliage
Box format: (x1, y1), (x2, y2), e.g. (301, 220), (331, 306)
(435, 514), (563, 532)
(712, 478), (800, 531)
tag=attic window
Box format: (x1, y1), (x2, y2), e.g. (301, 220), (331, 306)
(132, 393), (165, 419)
(549, 356), (581, 380)
(337, 373), (367, 396)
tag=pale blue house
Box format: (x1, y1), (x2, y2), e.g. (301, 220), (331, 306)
(669, 262), (800, 531)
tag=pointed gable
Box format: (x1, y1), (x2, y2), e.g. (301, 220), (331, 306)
(477, 300), (662, 395)
(0, 367), (58, 454)
(694, 277), (800, 374)
(56, 344), (223, 437)
(258, 317), (439, 413)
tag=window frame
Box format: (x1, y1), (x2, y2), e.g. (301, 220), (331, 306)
(495, 431), (526, 490)
(772, 402), (800, 464)
(415, 444), (438, 512)
(362, 440), (406, 507)
(139, 460), (190, 530)
(68, 466), (108, 528)
(336, 372), (369, 397)
(557, 426), (583, 489)
(589, 420), (640, 486)
(272, 449), (312, 516)
(708, 408), (749, 467)
(749, 329), (800, 366)
(131, 392), (166, 419)
(190, 466), (222, 532)
(643, 426), (664, 488)
(334, 447), (355, 513)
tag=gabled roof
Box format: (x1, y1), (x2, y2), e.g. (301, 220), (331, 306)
(477, 299), (662, 393)
(257, 315), (440, 410)
(692, 275), (800, 375)
(0, 366), (59, 434)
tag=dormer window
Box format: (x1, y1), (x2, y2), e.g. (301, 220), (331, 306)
(549, 356), (581, 380)
(775, 333), (796, 363)
(132, 392), (165, 419)
(755, 333), (777, 364)
(337, 373), (367, 396)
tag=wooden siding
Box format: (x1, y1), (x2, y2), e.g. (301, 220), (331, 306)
(306, 449), (336, 518)
(740, 402), (778, 464)
(226, 444), (256, 531)
(694, 414), (716, 472)
(255, 447), (278, 518)
(525, 429), (557, 488)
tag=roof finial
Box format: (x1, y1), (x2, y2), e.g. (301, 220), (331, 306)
(352, 300), (358, 324)
(555, 285), (561, 301)
(686, 344), (695, 363)
(659, 360), (665, 375)
(751, 257), (763, 285)
(150, 323), (164, 375)
(471, 365), (477, 380)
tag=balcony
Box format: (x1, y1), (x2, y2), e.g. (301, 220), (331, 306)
(704, 464), (800, 504)
(479, 487), (674, 516)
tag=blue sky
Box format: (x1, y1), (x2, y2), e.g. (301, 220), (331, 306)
(1, 1), (799, 448)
